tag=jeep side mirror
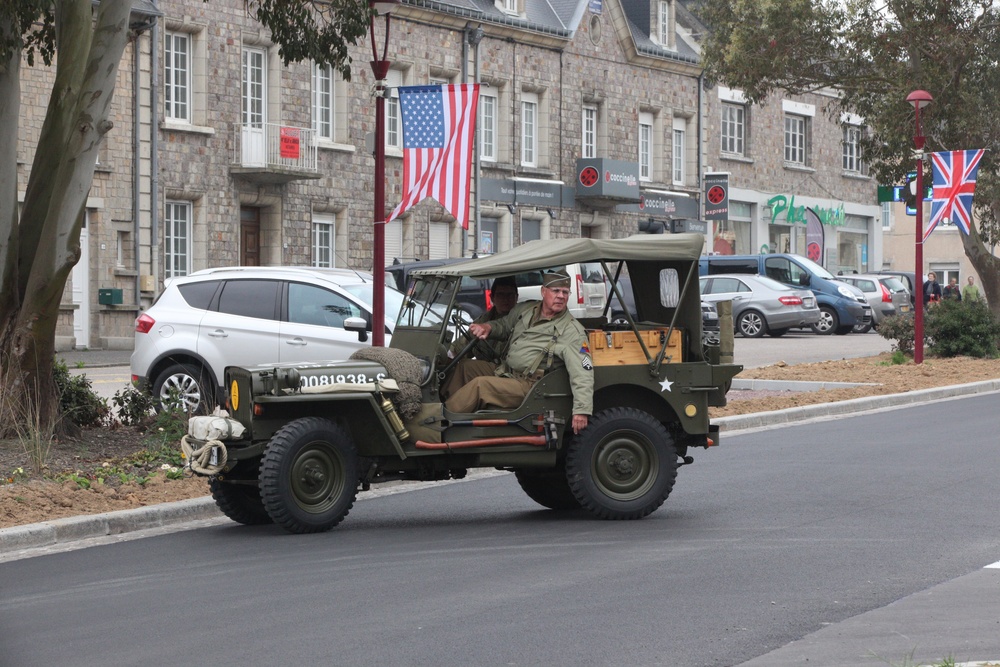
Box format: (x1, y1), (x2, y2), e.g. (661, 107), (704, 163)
(344, 316), (369, 343)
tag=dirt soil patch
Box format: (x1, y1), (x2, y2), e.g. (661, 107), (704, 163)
(2, 353), (998, 530)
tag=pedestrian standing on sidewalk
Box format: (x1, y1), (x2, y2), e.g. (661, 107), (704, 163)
(923, 271), (943, 305)
(962, 275), (981, 302)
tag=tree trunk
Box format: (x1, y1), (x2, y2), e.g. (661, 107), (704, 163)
(962, 220), (1000, 318)
(0, 0), (132, 437)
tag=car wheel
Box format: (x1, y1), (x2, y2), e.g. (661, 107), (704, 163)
(514, 468), (581, 510)
(259, 417), (359, 534)
(736, 310), (767, 338)
(767, 328), (789, 338)
(834, 325), (855, 335)
(810, 307), (838, 335)
(152, 363), (213, 415)
(210, 477), (273, 525)
(565, 408), (678, 520)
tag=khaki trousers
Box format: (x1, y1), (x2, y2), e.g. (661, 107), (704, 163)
(440, 359), (497, 400)
(445, 375), (535, 413)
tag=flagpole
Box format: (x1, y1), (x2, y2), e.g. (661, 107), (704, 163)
(907, 90), (932, 365)
(369, 0), (399, 347)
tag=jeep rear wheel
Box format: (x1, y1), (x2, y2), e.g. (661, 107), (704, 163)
(565, 408), (678, 520)
(514, 468), (581, 510)
(259, 417), (359, 534)
(210, 477), (272, 525)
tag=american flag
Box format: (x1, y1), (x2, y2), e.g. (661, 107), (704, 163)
(925, 148), (986, 241)
(387, 84), (479, 230)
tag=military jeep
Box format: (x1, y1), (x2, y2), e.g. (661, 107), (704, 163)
(183, 234), (742, 533)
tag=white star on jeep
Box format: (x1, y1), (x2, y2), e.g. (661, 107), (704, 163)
(659, 377), (674, 393)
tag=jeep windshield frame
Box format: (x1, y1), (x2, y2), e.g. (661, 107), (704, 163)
(395, 274), (458, 330)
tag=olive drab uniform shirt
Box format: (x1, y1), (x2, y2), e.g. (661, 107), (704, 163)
(486, 301), (594, 416)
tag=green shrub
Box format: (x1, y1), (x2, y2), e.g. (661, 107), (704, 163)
(111, 387), (156, 427)
(925, 298), (1000, 358)
(53, 359), (110, 428)
(877, 314), (915, 355)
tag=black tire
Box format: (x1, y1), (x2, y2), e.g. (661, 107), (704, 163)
(736, 310), (767, 338)
(852, 322), (873, 334)
(259, 417), (359, 534)
(565, 408), (678, 520)
(834, 325), (855, 335)
(210, 477), (273, 525)
(810, 307), (839, 335)
(152, 363), (214, 415)
(514, 469), (581, 510)
(767, 328), (789, 338)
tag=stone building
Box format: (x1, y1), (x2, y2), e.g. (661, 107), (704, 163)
(16, 0), (884, 350)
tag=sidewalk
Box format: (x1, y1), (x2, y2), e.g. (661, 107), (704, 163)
(10, 351), (1000, 667)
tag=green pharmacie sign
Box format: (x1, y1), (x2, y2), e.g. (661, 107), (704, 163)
(767, 195), (845, 227)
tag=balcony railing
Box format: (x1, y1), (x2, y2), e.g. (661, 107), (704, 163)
(231, 122), (320, 184)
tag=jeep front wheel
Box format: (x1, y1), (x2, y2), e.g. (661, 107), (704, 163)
(259, 417), (359, 534)
(565, 408), (678, 520)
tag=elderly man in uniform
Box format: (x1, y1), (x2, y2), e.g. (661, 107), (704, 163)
(444, 270), (594, 435)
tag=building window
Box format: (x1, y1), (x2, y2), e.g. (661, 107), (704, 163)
(480, 91), (497, 162)
(658, 0), (671, 45)
(242, 47), (266, 127)
(672, 120), (685, 185)
(312, 214), (334, 268)
(312, 63), (334, 140)
(881, 202), (891, 230)
(784, 114), (806, 165)
(165, 201), (191, 278)
(582, 105), (597, 159)
(500, 0), (517, 14)
(521, 92), (538, 167)
(721, 102), (745, 156)
(164, 31), (190, 122)
(639, 112), (653, 181)
(386, 69), (403, 149)
(843, 124), (864, 173)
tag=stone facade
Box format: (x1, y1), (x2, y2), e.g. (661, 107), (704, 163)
(15, 0), (886, 350)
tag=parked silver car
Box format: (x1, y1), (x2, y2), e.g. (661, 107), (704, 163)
(838, 274), (911, 333)
(131, 266), (404, 413)
(700, 273), (821, 338)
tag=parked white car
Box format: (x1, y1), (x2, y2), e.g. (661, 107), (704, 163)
(131, 266), (404, 413)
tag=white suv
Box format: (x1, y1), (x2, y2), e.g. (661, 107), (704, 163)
(131, 266), (404, 413)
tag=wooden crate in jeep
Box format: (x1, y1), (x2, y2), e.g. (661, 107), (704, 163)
(588, 328), (683, 366)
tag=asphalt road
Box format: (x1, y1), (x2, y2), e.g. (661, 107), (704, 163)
(2, 393), (997, 667)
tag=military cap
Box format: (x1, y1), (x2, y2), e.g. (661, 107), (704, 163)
(542, 270), (571, 289)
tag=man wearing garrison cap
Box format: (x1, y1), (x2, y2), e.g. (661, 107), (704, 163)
(444, 268), (594, 435)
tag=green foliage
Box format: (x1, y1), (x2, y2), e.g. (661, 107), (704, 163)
(53, 359), (110, 428)
(111, 387), (155, 427)
(877, 314), (915, 355)
(247, 0), (372, 79)
(925, 298), (1000, 358)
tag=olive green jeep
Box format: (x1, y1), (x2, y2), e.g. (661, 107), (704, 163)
(182, 234), (742, 533)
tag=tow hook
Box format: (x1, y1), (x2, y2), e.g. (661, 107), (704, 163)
(679, 455), (695, 466)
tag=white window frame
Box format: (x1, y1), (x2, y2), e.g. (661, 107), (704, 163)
(672, 118), (685, 185)
(521, 92), (538, 168)
(242, 47), (266, 127)
(582, 105), (597, 159)
(165, 201), (192, 278)
(312, 214), (335, 268)
(499, 0), (518, 14)
(658, 0), (671, 45)
(784, 114), (806, 165)
(843, 124), (864, 173)
(164, 31), (190, 122)
(721, 102), (745, 156)
(386, 69), (403, 150)
(312, 62), (334, 141)
(639, 112), (653, 181)
(480, 91), (497, 162)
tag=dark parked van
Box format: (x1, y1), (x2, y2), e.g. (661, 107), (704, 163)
(699, 253), (872, 335)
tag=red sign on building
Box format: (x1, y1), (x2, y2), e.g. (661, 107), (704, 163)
(279, 127), (300, 159)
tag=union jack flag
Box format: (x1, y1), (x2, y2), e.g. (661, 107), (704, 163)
(925, 149), (986, 241)
(387, 84), (479, 230)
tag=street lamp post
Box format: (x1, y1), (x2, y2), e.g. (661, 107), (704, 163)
(906, 89), (933, 364)
(369, 0), (399, 347)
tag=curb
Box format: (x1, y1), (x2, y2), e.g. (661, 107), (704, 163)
(4, 381), (1000, 555)
(715, 378), (1000, 432)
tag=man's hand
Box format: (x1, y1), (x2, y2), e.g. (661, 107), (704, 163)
(469, 322), (492, 339)
(572, 414), (588, 434)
